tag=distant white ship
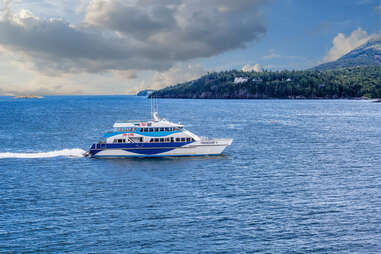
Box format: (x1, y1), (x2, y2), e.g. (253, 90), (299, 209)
(85, 111), (233, 158)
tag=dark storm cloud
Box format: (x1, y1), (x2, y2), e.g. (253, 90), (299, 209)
(0, 0), (269, 74)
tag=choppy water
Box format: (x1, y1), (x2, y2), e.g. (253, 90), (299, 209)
(0, 96), (380, 253)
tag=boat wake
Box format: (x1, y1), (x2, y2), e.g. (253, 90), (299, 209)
(0, 148), (86, 159)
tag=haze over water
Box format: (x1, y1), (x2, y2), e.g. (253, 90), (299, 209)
(1, 96), (380, 253)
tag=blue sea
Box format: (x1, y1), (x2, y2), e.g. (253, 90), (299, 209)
(0, 96), (380, 253)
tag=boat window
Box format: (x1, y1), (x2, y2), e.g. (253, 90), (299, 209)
(191, 138), (195, 142)
(154, 138), (159, 142)
(143, 128), (148, 132)
(140, 128), (143, 132)
(171, 137), (174, 142)
(165, 128), (169, 131)
(181, 138), (186, 142)
(150, 138), (154, 142)
(176, 138), (180, 142)
(113, 139), (118, 143)
(160, 138), (164, 142)
(154, 128), (159, 132)
(149, 128), (154, 132)
(165, 138), (170, 142)
(140, 138), (143, 142)
(186, 138), (191, 142)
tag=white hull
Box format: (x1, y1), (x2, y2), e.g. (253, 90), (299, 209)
(91, 139), (232, 158)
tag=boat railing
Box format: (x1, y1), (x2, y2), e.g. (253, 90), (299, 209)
(115, 120), (146, 123)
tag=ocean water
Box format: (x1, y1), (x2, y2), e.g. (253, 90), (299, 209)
(0, 96), (380, 253)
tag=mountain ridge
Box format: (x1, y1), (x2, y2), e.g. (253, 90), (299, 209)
(314, 36), (381, 70)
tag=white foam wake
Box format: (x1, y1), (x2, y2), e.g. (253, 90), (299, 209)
(0, 148), (86, 159)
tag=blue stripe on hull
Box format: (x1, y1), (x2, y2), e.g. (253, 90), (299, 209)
(89, 142), (192, 157)
(124, 148), (175, 155)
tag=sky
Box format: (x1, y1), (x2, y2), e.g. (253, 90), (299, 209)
(0, 0), (380, 95)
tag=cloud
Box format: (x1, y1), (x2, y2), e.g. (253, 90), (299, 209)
(242, 64), (263, 72)
(323, 28), (377, 62)
(75, 0), (89, 15)
(140, 63), (206, 90)
(0, 0), (269, 76)
(112, 70), (138, 80)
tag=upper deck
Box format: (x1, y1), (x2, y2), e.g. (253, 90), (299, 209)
(113, 112), (183, 129)
(113, 119), (183, 128)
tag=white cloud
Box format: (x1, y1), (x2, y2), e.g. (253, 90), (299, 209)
(149, 63), (206, 90)
(323, 28), (377, 62)
(75, 0), (89, 15)
(242, 64), (263, 72)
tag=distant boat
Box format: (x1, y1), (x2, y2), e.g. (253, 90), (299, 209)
(84, 111), (233, 158)
(13, 96), (44, 99)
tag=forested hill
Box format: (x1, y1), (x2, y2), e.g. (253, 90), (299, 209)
(149, 66), (381, 99)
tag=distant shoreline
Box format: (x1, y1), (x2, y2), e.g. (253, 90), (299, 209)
(13, 96), (44, 99)
(148, 95), (378, 100)
(2, 95), (380, 102)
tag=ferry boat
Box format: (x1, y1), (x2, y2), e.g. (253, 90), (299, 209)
(85, 111), (233, 158)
